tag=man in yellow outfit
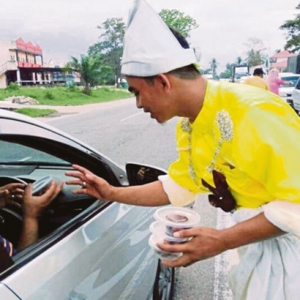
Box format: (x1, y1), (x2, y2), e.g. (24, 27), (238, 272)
(244, 67), (269, 90)
(65, 1), (300, 299)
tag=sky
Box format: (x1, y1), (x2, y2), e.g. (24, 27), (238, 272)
(1, 0), (299, 71)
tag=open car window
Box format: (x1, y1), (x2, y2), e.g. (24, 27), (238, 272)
(0, 140), (68, 165)
(280, 76), (300, 87)
(0, 121), (125, 278)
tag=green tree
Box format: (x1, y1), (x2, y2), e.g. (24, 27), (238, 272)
(219, 70), (231, 79)
(236, 56), (243, 65)
(244, 38), (266, 67)
(202, 68), (212, 75)
(159, 9), (198, 38)
(88, 11), (197, 85)
(220, 63), (234, 79)
(280, 4), (300, 53)
(67, 55), (106, 95)
(88, 18), (125, 87)
(209, 58), (219, 79)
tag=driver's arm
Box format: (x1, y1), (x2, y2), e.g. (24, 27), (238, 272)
(17, 181), (62, 251)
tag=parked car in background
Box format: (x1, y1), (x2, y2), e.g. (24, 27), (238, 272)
(291, 77), (300, 114)
(0, 109), (174, 300)
(278, 73), (300, 105)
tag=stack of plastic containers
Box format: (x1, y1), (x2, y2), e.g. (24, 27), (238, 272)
(148, 206), (201, 261)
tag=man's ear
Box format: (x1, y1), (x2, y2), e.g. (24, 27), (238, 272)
(156, 74), (171, 91)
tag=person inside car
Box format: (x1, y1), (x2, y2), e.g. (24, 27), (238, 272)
(0, 181), (62, 272)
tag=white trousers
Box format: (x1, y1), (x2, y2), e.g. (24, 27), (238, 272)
(229, 208), (300, 300)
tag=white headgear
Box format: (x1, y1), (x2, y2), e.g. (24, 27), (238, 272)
(121, 0), (199, 76)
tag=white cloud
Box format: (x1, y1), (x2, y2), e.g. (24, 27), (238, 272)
(1, 0), (299, 71)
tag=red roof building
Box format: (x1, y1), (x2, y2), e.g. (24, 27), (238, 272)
(0, 37), (66, 88)
(270, 50), (297, 72)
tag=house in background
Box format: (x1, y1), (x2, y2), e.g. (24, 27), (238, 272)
(269, 50), (298, 72)
(0, 37), (79, 88)
(250, 50), (298, 75)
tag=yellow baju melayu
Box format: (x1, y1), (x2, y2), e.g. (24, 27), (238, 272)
(159, 80), (300, 300)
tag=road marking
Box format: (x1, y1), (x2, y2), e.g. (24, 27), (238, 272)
(213, 210), (238, 300)
(120, 112), (143, 122)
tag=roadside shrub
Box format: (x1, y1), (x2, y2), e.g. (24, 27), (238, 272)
(45, 91), (55, 100)
(102, 87), (111, 92)
(6, 82), (19, 91)
(67, 83), (78, 92)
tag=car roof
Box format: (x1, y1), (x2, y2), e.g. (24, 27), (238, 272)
(0, 108), (121, 169)
(279, 72), (300, 77)
(0, 108), (69, 135)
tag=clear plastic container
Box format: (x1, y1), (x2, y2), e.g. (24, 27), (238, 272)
(150, 221), (190, 243)
(154, 206), (200, 235)
(148, 234), (182, 261)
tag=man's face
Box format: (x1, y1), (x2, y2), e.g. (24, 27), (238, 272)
(126, 75), (173, 123)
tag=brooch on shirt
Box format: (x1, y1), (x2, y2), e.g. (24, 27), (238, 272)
(207, 109), (233, 172)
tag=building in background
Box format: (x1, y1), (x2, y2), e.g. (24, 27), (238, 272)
(269, 50), (298, 72)
(250, 50), (298, 75)
(0, 37), (79, 88)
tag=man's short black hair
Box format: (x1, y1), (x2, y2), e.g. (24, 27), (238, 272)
(168, 27), (190, 49)
(253, 68), (265, 76)
(167, 27), (200, 79)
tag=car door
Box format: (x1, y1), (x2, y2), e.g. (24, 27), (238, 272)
(0, 115), (159, 299)
(0, 283), (19, 300)
(4, 202), (156, 300)
(292, 77), (300, 112)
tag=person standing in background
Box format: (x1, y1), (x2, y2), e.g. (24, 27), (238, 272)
(244, 68), (269, 90)
(267, 68), (287, 95)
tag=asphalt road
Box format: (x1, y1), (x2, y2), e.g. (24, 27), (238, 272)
(32, 98), (237, 300)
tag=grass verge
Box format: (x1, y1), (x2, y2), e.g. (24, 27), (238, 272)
(15, 108), (57, 118)
(0, 86), (131, 106)
(0, 85), (131, 117)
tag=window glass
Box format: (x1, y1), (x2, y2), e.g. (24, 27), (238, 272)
(296, 78), (300, 90)
(0, 140), (66, 164)
(280, 76), (300, 87)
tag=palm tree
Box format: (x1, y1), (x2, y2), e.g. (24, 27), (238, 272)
(236, 56), (243, 65)
(67, 55), (105, 95)
(209, 58), (219, 79)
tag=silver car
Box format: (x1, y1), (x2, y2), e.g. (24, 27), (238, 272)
(291, 77), (300, 114)
(278, 73), (300, 104)
(0, 109), (174, 300)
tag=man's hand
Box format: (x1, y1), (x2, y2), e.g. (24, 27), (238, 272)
(157, 212), (283, 268)
(22, 181), (63, 219)
(157, 226), (227, 267)
(65, 164), (113, 201)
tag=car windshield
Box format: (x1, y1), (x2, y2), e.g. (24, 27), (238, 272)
(280, 76), (300, 87)
(0, 140), (68, 164)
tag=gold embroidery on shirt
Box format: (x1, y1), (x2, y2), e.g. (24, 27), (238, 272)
(207, 110), (233, 172)
(181, 109), (234, 187)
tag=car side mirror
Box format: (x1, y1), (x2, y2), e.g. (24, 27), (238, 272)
(125, 163), (167, 186)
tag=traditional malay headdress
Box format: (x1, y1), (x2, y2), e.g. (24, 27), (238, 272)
(121, 0), (199, 76)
